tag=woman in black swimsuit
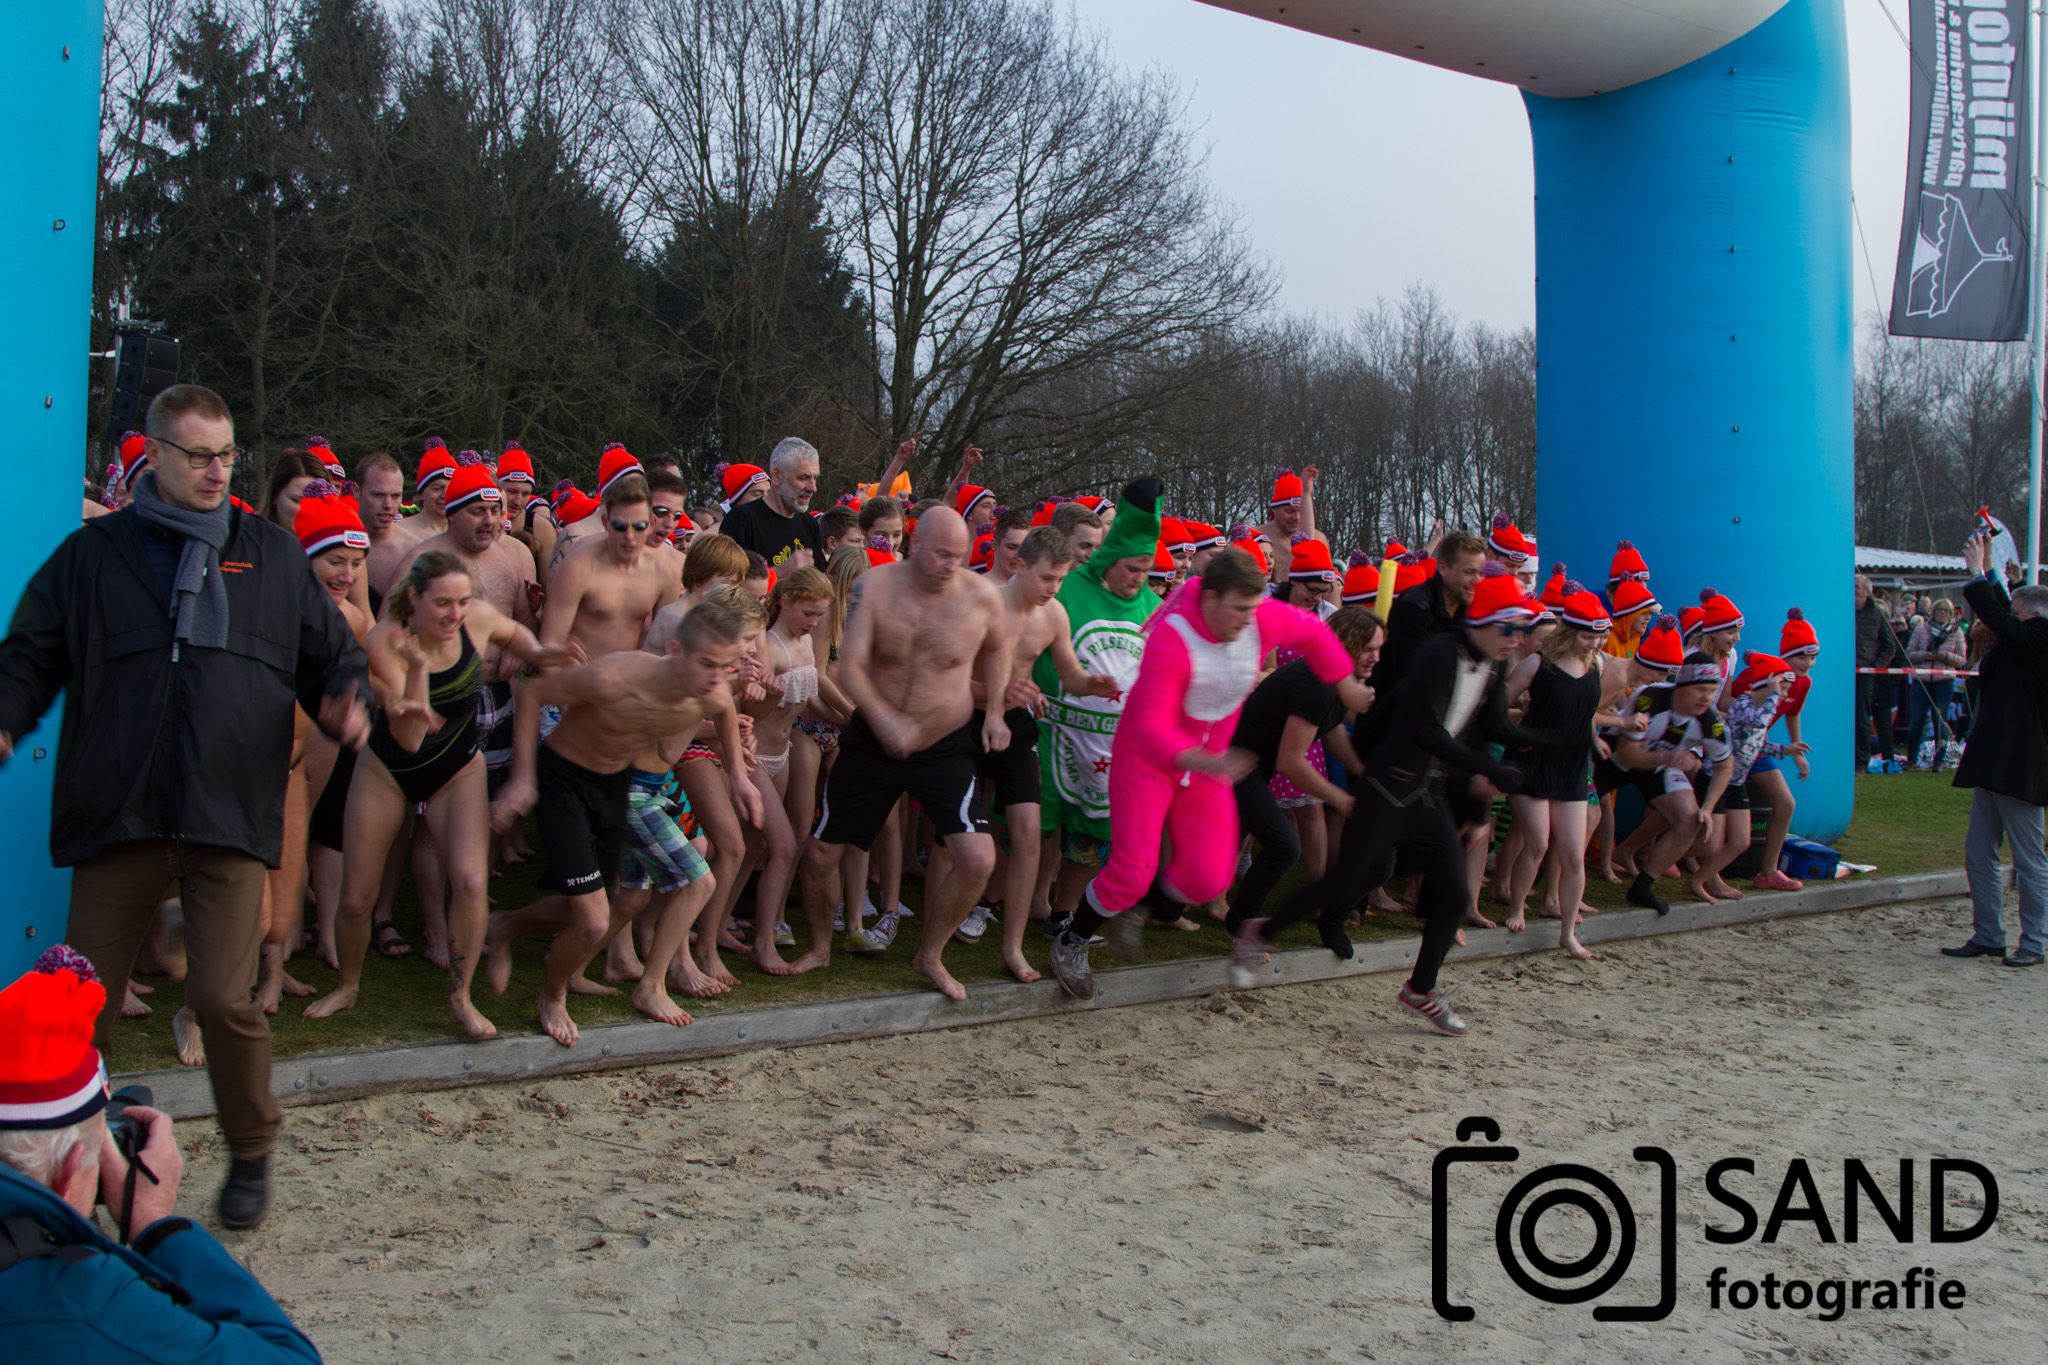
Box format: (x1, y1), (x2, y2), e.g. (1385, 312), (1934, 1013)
(305, 549), (580, 1038)
(1500, 582), (1613, 958)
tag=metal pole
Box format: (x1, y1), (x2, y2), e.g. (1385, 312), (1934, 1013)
(2030, 0), (2048, 582)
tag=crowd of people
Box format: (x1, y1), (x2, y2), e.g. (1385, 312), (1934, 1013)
(25, 380), (2040, 1229)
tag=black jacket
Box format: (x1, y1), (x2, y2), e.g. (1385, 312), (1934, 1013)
(0, 505), (368, 868)
(1953, 576), (2048, 806)
(1370, 573), (1461, 696)
(1854, 598), (1904, 670)
(1355, 629), (1536, 804)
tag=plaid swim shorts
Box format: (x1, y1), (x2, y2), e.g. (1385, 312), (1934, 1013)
(619, 774), (711, 893)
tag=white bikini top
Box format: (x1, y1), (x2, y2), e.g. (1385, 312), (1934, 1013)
(771, 632), (820, 708)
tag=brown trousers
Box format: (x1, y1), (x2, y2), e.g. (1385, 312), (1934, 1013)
(69, 840), (281, 1159)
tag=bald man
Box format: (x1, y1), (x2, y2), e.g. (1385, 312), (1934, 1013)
(798, 506), (1011, 1000)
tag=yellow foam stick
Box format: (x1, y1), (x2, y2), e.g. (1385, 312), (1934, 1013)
(1375, 558), (1399, 622)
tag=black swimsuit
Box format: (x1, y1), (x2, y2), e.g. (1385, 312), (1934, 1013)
(1513, 659), (1601, 802)
(368, 628), (484, 804)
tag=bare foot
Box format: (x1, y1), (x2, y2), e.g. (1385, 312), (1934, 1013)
(1454, 927), (1468, 948)
(1367, 889), (1402, 914)
(280, 967), (313, 997)
(1537, 900), (1563, 921)
(604, 941), (645, 983)
(484, 940), (514, 996)
(303, 986), (358, 1019)
(1706, 878), (1745, 901)
(763, 947), (828, 977)
(566, 973), (619, 997)
(122, 985), (152, 1018)
(129, 979), (155, 996)
(668, 962), (732, 998)
(538, 995), (580, 1047)
(1001, 948), (1041, 984)
(912, 952), (968, 1001)
(717, 928), (749, 954)
(1561, 933), (1595, 960)
(1463, 908), (1497, 930)
(1683, 876), (1720, 904)
(631, 981), (694, 1027)
(424, 938), (452, 971)
(1597, 864), (1622, 884)
(172, 1007), (205, 1067)
(1579, 900), (1601, 916)
(448, 996), (498, 1039)
(319, 937), (340, 971)
(1504, 909), (1527, 934)
(695, 948), (740, 989)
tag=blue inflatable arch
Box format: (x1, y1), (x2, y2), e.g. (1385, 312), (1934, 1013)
(0, 1), (1851, 975)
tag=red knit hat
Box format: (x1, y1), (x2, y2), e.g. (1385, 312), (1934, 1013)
(1268, 468), (1303, 508)
(1182, 521), (1225, 551)
(717, 462), (767, 509)
(1558, 581), (1612, 632)
(497, 441), (535, 484)
(1148, 542), (1176, 580)
(1539, 561), (1570, 611)
(865, 535), (898, 568)
(295, 480), (370, 556)
(551, 480), (598, 526)
(1610, 580), (1660, 620)
(1729, 651), (1792, 696)
(416, 437), (457, 491)
(596, 442), (642, 498)
(1384, 539), (1408, 560)
(113, 430), (149, 488)
(1393, 549), (1435, 594)
(1697, 587), (1744, 634)
(1075, 495), (1112, 515)
(1779, 607), (1820, 658)
(1029, 498), (1059, 528)
(1465, 564), (1538, 626)
(307, 436), (345, 480)
(1635, 614), (1686, 670)
(970, 533), (995, 574)
(0, 945), (110, 1131)
(1287, 537), (1337, 583)
(1231, 537), (1270, 574)
(1609, 539), (1650, 586)
(1342, 550), (1379, 604)
(1161, 517), (1194, 552)
(956, 484), (995, 522)
(445, 451), (503, 514)
(1679, 606), (1707, 639)
(1486, 512), (1533, 565)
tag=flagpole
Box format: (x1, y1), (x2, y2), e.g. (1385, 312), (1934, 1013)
(2031, 0), (2048, 582)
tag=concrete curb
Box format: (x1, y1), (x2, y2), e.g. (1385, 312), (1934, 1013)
(123, 868), (1971, 1119)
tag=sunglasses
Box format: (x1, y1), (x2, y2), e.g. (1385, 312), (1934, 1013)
(610, 518), (650, 533)
(651, 505), (681, 520)
(1500, 622), (1540, 637)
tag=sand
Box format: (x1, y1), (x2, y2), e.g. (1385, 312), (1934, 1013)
(176, 895), (2045, 1362)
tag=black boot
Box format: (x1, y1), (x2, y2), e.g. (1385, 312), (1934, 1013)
(218, 1154), (270, 1230)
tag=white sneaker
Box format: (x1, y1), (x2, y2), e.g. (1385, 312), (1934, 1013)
(773, 920), (795, 948)
(955, 904), (994, 943)
(832, 902), (846, 933)
(1396, 983), (1468, 1037)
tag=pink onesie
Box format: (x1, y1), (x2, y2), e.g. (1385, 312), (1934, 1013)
(1088, 586), (1352, 913)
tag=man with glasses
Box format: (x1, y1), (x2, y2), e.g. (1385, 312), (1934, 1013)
(0, 384), (370, 1229)
(648, 468), (693, 552)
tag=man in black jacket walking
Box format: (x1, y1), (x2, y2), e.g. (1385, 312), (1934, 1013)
(1941, 532), (2048, 967)
(0, 385), (369, 1229)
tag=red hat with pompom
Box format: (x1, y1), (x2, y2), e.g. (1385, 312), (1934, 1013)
(1559, 581), (1612, 632)
(717, 462), (767, 509)
(596, 442), (642, 498)
(1779, 607), (1819, 657)
(444, 450), (503, 514)
(1465, 562), (1538, 626)
(114, 430), (150, 488)
(1269, 468), (1303, 508)
(1287, 537), (1337, 583)
(1148, 541), (1176, 580)
(497, 441), (535, 484)
(1393, 549), (1435, 594)
(1636, 614), (1686, 670)
(1539, 561), (1570, 610)
(1231, 537), (1270, 574)
(1611, 580), (1660, 620)
(295, 479), (370, 556)
(1342, 549), (1379, 604)
(1486, 512), (1533, 565)
(1610, 539), (1650, 586)
(416, 437), (457, 491)
(0, 945), (110, 1130)
(307, 436), (345, 480)
(1698, 587), (1744, 634)
(1161, 517), (1194, 552)
(1730, 652), (1792, 696)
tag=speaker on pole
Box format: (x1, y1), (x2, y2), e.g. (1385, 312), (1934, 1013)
(103, 320), (179, 447)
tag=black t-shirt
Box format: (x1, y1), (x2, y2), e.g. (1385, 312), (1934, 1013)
(1232, 659), (1347, 779)
(722, 497), (822, 571)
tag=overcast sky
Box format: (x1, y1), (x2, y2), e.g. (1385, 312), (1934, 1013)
(1087, 0), (1916, 336)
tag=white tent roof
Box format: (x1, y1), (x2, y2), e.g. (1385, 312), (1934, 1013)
(1196, 0), (1789, 98)
(1855, 546), (1967, 574)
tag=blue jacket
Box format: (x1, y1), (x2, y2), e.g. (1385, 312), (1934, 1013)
(0, 1164), (319, 1361)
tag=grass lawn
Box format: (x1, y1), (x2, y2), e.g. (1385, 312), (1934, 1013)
(104, 770), (1975, 1072)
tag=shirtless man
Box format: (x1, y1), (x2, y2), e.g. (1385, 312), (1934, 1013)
(485, 598), (749, 1045)
(1050, 502), (1104, 564)
(360, 453), (414, 608)
(550, 443), (642, 577)
(976, 527), (1120, 981)
(1259, 464), (1325, 584)
(797, 507), (1011, 999)
(987, 508), (1030, 586)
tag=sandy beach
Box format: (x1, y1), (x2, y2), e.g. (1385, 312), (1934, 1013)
(175, 895), (2045, 1362)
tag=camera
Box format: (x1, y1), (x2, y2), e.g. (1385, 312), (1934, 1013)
(105, 1083), (155, 1164)
(1432, 1116), (1676, 1322)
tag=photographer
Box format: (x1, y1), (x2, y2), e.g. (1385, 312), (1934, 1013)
(1942, 533), (2048, 968)
(0, 947), (318, 1359)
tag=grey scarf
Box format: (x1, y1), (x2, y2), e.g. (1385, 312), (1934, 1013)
(130, 470), (232, 648)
